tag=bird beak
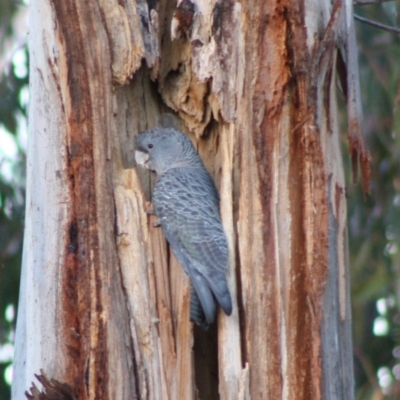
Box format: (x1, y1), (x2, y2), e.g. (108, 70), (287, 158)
(135, 150), (150, 168)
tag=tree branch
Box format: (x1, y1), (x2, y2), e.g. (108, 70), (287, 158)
(354, 14), (400, 34)
(354, 0), (395, 5)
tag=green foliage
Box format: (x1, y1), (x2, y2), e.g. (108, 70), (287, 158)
(0, 1), (27, 398)
(0, 0), (17, 51)
(351, 2), (400, 398)
(0, 64), (28, 135)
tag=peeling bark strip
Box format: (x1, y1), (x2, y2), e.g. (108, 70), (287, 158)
(14, 0), (363, 398)
(14, 0), (140, 398)
(49, 1), (109, 397)
(342, 0), (371, 193)
(25, 371), (77, 400)
(234, 0), (355, 399)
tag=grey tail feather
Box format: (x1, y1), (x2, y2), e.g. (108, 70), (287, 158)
(190, 284), (209, 330)
(190, 270), (217, 324)
(201, 269), (233, 316)
(216, 289), (232, 316)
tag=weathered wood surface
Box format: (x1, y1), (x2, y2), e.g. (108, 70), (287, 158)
(14, 0), (367, 399)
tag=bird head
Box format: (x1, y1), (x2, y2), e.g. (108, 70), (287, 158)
(134, 127), (201, 175)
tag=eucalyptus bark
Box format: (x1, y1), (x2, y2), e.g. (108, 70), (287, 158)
(13, 0), (368, 399)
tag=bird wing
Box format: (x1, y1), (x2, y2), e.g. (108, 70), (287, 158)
(153, 167), (232, 323)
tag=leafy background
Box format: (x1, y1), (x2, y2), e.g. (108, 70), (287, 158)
(0, 0), (28, 398)
(0, 1), (399, 399)
(350, 2), (400, 399)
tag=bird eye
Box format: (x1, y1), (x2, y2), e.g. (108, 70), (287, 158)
(148, 144), (153, 149)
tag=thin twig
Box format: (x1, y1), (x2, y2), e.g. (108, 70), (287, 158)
(354, 0), (395, 5)
(354, 14), (400, 34)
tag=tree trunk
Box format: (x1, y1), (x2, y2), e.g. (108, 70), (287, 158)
(13, 0), (369, 399)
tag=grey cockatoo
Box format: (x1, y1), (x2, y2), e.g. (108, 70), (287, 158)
(135, 127), (232, 329)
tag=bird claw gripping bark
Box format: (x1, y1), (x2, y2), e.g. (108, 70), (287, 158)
(152, 219), (161, 228)
(146, 207), (161, 227)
